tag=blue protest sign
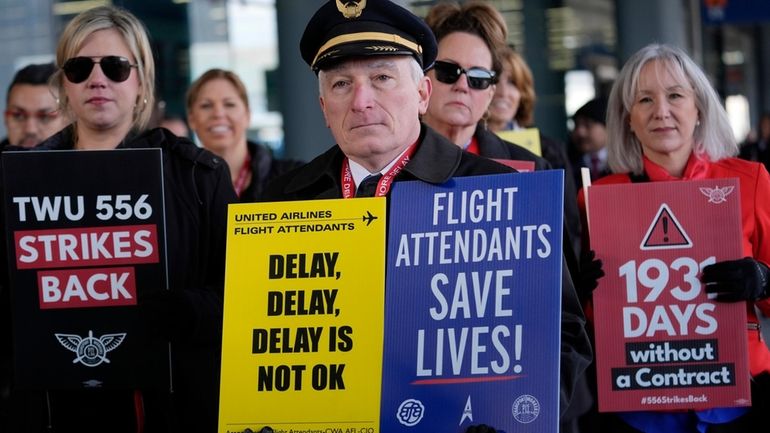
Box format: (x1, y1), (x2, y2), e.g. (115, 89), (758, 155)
(381, 171), (564, 433)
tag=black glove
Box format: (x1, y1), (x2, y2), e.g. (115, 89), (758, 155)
(577, 249), (605, 300)
(702, 257), (770, 302)
(465, 425), (497, 433)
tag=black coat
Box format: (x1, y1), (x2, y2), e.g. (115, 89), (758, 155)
(264, 124), (592, 422)
(264, 125), (512, 200)
(239, 140), (303, 203)
(739, 137), (770, 174)
(1, 126), (236, 433)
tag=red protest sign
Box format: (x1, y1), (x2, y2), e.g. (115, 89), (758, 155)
(491, 158), (536, 172)
(588, 178), (750, 412)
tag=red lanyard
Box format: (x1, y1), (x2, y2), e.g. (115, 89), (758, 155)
(465, 136), (479, 155)
(233, 152), (252, 198)
(340, 143), (416, 198)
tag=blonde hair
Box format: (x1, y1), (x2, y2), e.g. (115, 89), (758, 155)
(607, 43), (736, 174)
(187, 68), (250, 112)
(499, 46), (536, 126)
(53, 5), (156, 131)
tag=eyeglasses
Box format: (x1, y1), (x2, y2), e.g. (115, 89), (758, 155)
(431, 60), (497, 90)
(4, 109), (60, 125)
(62, 56), (137, 84)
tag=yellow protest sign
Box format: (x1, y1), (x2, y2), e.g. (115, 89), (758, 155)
(497, 127), (542, 156)
(219, 198), (387, 433)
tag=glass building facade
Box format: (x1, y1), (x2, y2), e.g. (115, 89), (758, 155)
(0, 0), (769, 157)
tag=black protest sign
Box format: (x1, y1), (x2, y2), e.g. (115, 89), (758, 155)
(3, 149), (169, 390)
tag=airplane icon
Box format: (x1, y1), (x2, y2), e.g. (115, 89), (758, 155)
(362, 211), (378, 226)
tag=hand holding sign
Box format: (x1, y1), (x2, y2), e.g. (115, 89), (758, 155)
(577, 249), (605, 300)
(702, 257), (770, 302)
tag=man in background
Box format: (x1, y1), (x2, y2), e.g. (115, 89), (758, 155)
(569, 97), (609, 187)
(3, 63), (68, 149)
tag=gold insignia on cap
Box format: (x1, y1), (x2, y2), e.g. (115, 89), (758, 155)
(336, 0), (367, 19)
(366, 45), (398, 52)
(312, 32), (423, 68)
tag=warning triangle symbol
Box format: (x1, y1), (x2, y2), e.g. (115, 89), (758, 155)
(640, 204), (693, 250)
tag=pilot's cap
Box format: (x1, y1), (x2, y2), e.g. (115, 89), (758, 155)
(300, 0), (437, 73)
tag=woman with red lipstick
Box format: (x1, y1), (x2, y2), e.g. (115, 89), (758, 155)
(186, 69), (302, 202)
(579, 43), (770, 433)
(2, 6), (236, 432)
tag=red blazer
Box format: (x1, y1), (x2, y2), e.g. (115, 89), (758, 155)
(578, 153), (770, 377)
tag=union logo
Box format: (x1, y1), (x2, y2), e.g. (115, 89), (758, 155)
(55, 330), (126, 367)
(396, 398), (425, 426)
(512, 394), (540, 424)
(699, 185), (734, 203)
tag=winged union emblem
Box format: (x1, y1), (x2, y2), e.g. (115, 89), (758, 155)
(55, 330), (126, 367)
(336, 0), (367, 19)
(699, 185), (734, 204)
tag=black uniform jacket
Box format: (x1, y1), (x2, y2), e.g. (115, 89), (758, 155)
(1, 126), (236, 433)
(264, 124), (592, 419)
(239, 140), (303, 203)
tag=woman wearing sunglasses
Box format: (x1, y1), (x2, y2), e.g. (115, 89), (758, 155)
(3, 6), (236, 432)
(423, 3), (591, 433)
(422, 1), (548, 170)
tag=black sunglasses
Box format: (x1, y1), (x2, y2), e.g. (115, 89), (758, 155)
(431, 60), (497, 90)
(62, 56), (137, 84)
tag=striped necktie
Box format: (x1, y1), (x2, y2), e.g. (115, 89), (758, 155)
(355, 174), (382, 197)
